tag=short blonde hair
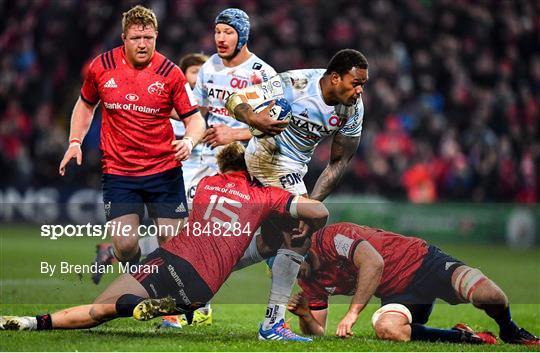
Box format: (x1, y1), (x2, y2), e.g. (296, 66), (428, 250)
(217, 142), (247, 173)
(122, 5), (158, 33)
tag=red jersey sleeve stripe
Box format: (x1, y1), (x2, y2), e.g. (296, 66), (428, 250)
(80, 94), (98, 105)
(178, 108), (199, 119)
(285, 195), (295, 214)
(155, 59), (167, 74)
(160, 60), (174, 76)
(100, 53), (108, 70)
(308, 304), (328, 311)
(108, 50), (116, 68)
(348, 238), (364, 262)
(104, 51), (112, 70)
(158, 60), (173, 76)
(163, 63), (176, 77)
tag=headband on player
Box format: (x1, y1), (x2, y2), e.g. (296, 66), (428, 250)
(215, 8), (250, 51)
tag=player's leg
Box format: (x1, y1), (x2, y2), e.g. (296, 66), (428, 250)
(372, 299), (494, 344)
(91, 173), (146, 284)
(109, 214), (143, 261)
(374, 247), (497, 344)
(145, 166), (189, 243)
(141, 166), (190, 328)
(0, 274), (149, 331)
(176, 165), (219, 326)
(373, 304), (412, 342)
(245, 148), (312, 341)
(451, 265), (540, 344)
(56, 274), (149, 328)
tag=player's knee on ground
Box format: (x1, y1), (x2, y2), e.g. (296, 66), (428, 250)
(452, 266), (507, 306)
(374, 315), (411, 342)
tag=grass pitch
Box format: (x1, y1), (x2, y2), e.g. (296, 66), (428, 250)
(1, 224), (539, 351)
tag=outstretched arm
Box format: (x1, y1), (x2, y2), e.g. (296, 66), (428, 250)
(310, 132), (360, 201)
(336, 241), (383, 338)
(288, 292), (328, 336)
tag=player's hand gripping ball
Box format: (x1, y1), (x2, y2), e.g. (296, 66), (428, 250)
(251, 98), (292, 138)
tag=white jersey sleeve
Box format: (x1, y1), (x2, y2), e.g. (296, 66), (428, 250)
(337, 99), (364, 137)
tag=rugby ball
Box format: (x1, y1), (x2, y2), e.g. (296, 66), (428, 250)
(371, 303), (412, 327)
(250, 98), (292, 138)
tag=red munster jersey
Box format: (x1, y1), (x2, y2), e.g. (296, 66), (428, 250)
(162, 171), (297, 293)
(299, 222), (429, 309)
(81, 46), (198, 176)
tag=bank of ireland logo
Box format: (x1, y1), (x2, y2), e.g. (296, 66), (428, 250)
(148, 81), (165, 95)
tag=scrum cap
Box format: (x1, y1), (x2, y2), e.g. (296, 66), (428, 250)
(215, 8), (250, 51)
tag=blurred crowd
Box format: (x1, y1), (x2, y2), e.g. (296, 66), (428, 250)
(1, 0), (538, 202)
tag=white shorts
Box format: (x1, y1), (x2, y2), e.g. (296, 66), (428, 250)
(245, 138), (308, 195)
(182, 154), (219, 206)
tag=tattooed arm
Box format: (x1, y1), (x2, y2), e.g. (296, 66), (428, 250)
(310, 132), (360, 201)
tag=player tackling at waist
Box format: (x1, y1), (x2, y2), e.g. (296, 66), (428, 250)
(0, 142), (328, 343)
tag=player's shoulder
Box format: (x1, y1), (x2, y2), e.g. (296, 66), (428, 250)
(88, 46), (123, 73)
(201, 54), (223, 70)
(152, 50), (182, 79)
(335, 101), (363, 119)
(279, 69), (325, 91)
(246, 54), (276, 76)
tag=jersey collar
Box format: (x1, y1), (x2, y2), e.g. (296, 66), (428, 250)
(120, 46), (157, 70)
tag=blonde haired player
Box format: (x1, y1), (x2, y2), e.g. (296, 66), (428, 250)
(61, 4), (205, 285)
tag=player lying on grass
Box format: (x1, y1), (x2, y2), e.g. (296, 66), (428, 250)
(0, 143), (328, 340)
(286, 222), (540, 345)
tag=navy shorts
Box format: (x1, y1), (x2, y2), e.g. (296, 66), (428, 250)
(132, 248), (213, 310)
(102, 167), (188, 221)
(381, 245), (466, 324)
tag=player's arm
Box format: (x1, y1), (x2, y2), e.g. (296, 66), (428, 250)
(288, 293), (328, 336)
(172, 110), (206, 161)
(310, 132), (360, 201)
(202, 125), (252, 148)
(59, 97), (98, 176)
(336, 241), (384, 338)
(293, 196), (329, 232)
(226, 90), (287, 136)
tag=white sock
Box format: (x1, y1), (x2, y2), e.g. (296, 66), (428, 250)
(233, 232), (263, 271)
(263, 304), (286, 330)
(139, 236), (159, 257)
(262, 248), (303, 329)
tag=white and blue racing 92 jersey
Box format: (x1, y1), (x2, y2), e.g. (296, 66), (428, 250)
(244, 69), (364, 164)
